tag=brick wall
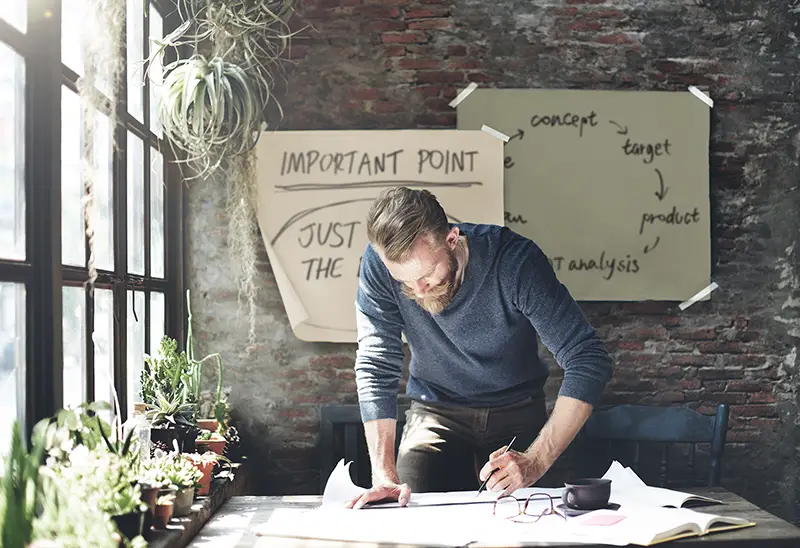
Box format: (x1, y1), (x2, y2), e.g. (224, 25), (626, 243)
(186, 0), (800, 523)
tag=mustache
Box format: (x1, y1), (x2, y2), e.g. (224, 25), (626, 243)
(401, 285), (452, 315)
(400, 256), (459, 315)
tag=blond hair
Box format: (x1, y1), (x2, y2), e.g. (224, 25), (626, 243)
(365, 187), (449, 262)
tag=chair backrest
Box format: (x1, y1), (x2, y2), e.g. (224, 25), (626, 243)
(579, 403), (729, 487)
(318, 404), (410, 493)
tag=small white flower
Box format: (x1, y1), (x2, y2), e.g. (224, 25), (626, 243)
(68, 444), (90, 466)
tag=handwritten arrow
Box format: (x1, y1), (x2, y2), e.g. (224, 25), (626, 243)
(654, 168), (668, 201)
(644, 236), (660, 254)
(508, 129), (524, 142)
(609, 120), (628, 135)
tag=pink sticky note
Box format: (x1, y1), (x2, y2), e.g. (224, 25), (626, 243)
(581, 514), (627, 527)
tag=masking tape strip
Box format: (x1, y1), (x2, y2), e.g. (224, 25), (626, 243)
(679, 282), (719, 311)
(481, 124), (510, 142)
(688, 85), (713, 108)
(449, 82), (478, 108)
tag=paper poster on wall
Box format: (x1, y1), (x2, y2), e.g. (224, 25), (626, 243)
(254, 130), (505, 342)
(457, 89), (711, 302)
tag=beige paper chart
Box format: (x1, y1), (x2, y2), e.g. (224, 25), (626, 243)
(254, 130), (505, 342)
(457, 89), (711, 301)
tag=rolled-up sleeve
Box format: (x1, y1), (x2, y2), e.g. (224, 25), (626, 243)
(354, 245), (406, 422)
(506, 241), (613, 405)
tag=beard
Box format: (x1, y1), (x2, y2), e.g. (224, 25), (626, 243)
(401, 249), (460, 315)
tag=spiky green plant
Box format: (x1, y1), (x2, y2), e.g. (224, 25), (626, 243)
(145, 390), (197, 428)
(141, 335), (194, 407)
(0, 421), (48, 548)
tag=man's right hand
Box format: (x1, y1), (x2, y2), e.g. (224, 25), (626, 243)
(345, 480), (412, 509)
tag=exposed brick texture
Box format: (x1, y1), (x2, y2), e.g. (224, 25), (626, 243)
(186, 0), (800, 525)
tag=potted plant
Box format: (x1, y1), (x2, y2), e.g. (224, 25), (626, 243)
(146, 389), (198, 452)
(32, 476), (132, 548)
(184, 452), (220, 496)
(143, 450), (202, 517)
(141, 335), (200, 452)
(195, 427), (227, 456)
(33, 401), (114, 465)
(185, 289), (231, 435)
(152, 494), (175, 529)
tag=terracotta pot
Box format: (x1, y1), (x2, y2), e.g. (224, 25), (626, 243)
(173, 487), (194, 517)
(139, 484), (160, 514)
(197, 419), (219, 431)
(195, 439), (226, 456)
(153, 502), (174, 529)
(193, 460), (216, 496)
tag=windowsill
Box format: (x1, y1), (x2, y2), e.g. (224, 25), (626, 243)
(146, 461), (251, 548)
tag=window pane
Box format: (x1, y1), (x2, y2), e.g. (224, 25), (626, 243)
(63, 286), (87, 410)
(148, 5), (163, 137)
(61, 0), (84, 75)
(127, 290), (145, 417)
(127, 132), (144, 275)
(0, 0), (26, 33)
(93, 113), (114, 271)
(151, 149), (164, 277)
(150, 291), (165, 352)
(127, 0), (144, 122)
(93, 289), (114, 422)
(0, 283), (25, 454)
(0, 43), (25, 261)
(61, 87), (83, 267)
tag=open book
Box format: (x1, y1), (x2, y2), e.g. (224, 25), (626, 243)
(603, 461), (722, 508)
(574, 506), (756, 546)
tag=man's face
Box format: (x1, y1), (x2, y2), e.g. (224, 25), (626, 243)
(380, 228), (461, 315)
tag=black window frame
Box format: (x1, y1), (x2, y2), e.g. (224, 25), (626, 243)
(0, 0), (185, 436)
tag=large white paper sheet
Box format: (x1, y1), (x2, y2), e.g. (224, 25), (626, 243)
(321, 458), (563, 508)
(256, 502), (617, 547)
(253, 459), (734, 546)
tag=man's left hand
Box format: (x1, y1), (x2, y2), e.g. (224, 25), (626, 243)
(478, 447), (545, 495)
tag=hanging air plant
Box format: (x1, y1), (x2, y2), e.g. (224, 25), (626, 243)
(159, 55), (264, 179)
(151, 0), (307, 343)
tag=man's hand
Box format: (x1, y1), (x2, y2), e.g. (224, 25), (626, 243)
(345, 480), (412, 509)
(479, 447), (545, 495)
(479, 396), (595, 495)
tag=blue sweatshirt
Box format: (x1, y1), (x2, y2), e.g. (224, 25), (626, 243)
(354, 223), (613, 423)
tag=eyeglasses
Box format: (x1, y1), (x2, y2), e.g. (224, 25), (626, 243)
(492, 493), (567, 524)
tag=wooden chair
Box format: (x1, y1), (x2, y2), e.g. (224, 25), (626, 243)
(318, 403), (410, 493)
(577, 403), (730, 488)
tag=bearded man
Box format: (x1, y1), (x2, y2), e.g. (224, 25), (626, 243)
(347, 186), (613, 509)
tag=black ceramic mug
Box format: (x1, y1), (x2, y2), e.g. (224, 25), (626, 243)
(562, 478), (612, 510)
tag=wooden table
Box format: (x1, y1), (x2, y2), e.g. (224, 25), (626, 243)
(185, 487), (800, 547)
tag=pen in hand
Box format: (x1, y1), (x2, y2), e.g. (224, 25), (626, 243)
(476, 435), (517, 497)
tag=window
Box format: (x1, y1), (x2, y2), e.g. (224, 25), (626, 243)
(0, 1), (26, 34)
(0, 30), (26, 448)
(0, 0), (181, 445)
(0, 283), (25, 452)
(0, 42), (25, 261)
(59, 0), (174, 416)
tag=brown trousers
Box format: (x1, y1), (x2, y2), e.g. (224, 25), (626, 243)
(396, 396), (549, 493)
